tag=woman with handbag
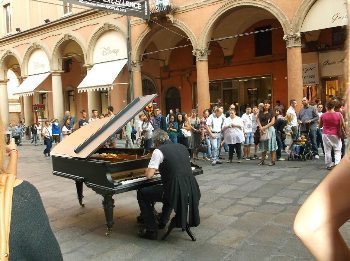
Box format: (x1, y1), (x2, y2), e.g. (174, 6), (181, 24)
(167, 114), (178, 144)
(177, 113), (191, 147)
(189, 109), (201, 160)
(257, 101), (277, 166)
(319, 99), (345, 170)
(200, 109), (211, 160)
(0, 120), (62, 260)
(222, 108), (245, 163)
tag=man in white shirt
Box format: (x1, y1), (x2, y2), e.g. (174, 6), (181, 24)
(89, 109), (99, 123)
(241, 106), (254, 160)
(286, 99), (298, 140)
(316, 103), (324, 154)
(206, 107), (225, 165)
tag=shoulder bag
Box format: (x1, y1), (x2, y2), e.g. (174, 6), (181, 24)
(0, 174), (16, 261)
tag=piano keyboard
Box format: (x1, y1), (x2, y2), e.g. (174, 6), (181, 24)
(120, 174), (161, 186)
(117, 167), (196, 186)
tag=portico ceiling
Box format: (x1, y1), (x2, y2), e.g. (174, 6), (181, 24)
(212, 7), (277, 56)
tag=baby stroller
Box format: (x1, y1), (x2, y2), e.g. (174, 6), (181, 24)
(287, 123), (314, 161)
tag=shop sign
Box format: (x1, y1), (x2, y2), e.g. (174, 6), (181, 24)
(32, 104), (45, 112)
(319, 51), (345, 77)
(63, 0), (150, 19)
(302, 63), (319, 85)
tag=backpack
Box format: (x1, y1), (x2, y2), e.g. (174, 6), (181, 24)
(0, 174), (16, 261)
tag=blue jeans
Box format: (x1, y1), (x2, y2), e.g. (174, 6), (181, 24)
(44, 138), (52, 155)
(169, 135), (178, 144)
(210, 133), (221, 162)
(305, 128), (318, 156)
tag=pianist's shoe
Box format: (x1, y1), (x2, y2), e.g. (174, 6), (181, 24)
(138, 227), (158, 240)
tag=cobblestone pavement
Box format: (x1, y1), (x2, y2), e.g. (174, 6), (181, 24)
(16, 142), (350, 260)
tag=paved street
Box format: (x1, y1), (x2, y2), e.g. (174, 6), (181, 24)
(16, 142), (349, 260)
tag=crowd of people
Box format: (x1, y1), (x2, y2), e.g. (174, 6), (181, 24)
(132, 96), (347, 169)
(6, 96), (347, 170)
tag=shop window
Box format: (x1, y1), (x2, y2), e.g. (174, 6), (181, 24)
(39, 93), (48, 119)
(255, 26), (272, 57)
(4, 4), (11, 34)
(210, 76), (272, 112)
(63, 0), (72, 15)
(100, 91), (109, 114)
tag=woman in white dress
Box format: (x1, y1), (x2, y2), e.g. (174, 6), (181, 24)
(222, 109), (245, 163)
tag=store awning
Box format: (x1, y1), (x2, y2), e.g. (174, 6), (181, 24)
(301, 0), (348, 32)
(12, 72), (51, 96)
(77, 59), (128, 93)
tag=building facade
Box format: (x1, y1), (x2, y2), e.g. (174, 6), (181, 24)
(0, 0), (348, 126)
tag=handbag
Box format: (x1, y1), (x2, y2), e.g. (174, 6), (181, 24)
(181, 128), (192, 138)
(260, 129), (270, 142)
(197, 140), (208, 153)
(0, 174), (16, 261)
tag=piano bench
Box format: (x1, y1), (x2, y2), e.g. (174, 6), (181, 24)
(161, 217), (196, 242)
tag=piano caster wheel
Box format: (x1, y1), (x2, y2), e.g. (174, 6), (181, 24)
(105, 229), (112, 237)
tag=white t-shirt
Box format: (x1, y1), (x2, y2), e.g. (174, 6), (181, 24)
(142, 121), (154, 139)
(89, 117), (98, 123)
(148, 149), (164, 169)
(206, 114), (225, 132)
(241, 113), (253, 133)
(286, 106), (298, 127)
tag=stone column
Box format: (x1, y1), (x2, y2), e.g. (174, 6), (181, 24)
(87, 91), (101, 115)
(131, 60), (143, 98)
(284, 33), (303, 108)
(194, 49), (210, 114)
(23, 95), (33, 125)
(0, 80), (9, 126)
(51, 71), (64, 121)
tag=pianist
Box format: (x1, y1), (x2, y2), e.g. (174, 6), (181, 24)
(137, 130), (201, 240)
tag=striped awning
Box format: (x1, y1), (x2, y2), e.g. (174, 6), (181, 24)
(77, 59), (127, 93)
(12, 72), (50, 96)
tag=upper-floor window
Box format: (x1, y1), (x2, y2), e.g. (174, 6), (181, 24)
(4, 4), (11, 34)
(63, 0), (72, 15)
(255, 26), (272, 57)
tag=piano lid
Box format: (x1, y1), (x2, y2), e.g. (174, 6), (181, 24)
(51, 94), (157, 159)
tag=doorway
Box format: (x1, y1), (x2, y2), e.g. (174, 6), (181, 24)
(165, 87), (181, 114)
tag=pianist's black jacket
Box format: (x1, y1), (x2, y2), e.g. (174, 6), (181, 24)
(158, 142), (201, 229)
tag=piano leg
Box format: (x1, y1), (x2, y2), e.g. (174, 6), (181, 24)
(102, 194), (115, 236)
(75, 181), (85, 207)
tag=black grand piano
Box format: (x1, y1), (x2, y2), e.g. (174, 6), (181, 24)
(51, 94), (203, 235)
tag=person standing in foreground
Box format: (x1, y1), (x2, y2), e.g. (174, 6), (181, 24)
(0, 118), (63, 260)
(206, 108), (225, 165)
(286, 99), (298, 141)
(294, 154), (350, 260)
(137, 130), (201, 240)
(242, 106), (254, 160)
(42, 121), (52, 157)
(298, 97), (319, 159)
(257, 101), (277, 166)
(222, 109), (244, 163)
(319, 100), (344, 170)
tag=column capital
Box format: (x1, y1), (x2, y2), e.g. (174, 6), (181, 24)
(193, 49), (211, 61)
(51, 70), (64, 76)
(131, 60), (142, 72)
(283, 33), (302, 48)
(83, 64), (93, 70)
